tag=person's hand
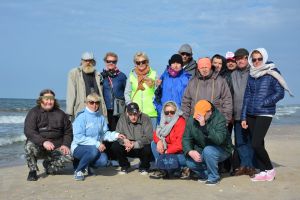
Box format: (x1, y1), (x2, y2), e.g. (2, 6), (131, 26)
(117, 133), (126, 140)
(144, 77), (155, 88)
(124, 140), (134, 152)
(155, 79), (162, 86)
(98, 143), (106, 152)
(188, 150), (202, 162)
(241, 120), (248, 129)
(43, 141), (55, 151)
(156, 140), (165, 154)
(60, 145), (70, 155)
(195, 114), (206, 126)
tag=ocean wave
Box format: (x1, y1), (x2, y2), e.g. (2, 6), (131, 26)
(0, 116), (25, 124)
(276, 106), (300, 117)
(0, 135), (26, 146)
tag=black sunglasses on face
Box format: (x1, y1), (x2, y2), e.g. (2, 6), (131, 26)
(88, 101), (100, 105)
(164, 110), (175, 115)
(181, 52), (191, 57)
(252, 57), (263, 62)
(106, 60), (117, 64)
(135, 60), (147, 65)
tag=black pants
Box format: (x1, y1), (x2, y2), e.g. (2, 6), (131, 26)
(247, 115), (273, 171)
(110, 141), (152, 170)
(107, 109), (120, 131)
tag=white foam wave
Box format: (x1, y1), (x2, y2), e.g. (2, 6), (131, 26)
(0, 116), (25, 124)
(276, 106), (300, 117)
(0, 135), (26, 146)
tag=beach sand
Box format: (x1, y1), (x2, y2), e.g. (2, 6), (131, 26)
(1, 125), (300, 200)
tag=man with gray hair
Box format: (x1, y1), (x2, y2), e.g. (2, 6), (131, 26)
(178, 44), (197, 77)
(66, 52), (107, 120)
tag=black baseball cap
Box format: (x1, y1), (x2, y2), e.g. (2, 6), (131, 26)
(127, 102), (139, 114)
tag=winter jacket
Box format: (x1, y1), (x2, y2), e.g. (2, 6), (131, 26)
(182, 105), (233, 155)
(153, 117), (186, 154)
(154, 68), (191, 121)
(71, 107), (119, 153)
(66, 67), (107, 118)
(241, 68), (284, 120)
(183, 59), (197, 78)
(116, 112), (153, 149)
(231, 66), (250, 120)
(24, 106), (73, 148)
(181, 70), (233, 123)
(101, 70), (127, 110)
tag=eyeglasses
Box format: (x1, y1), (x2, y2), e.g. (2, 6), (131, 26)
(135, 60), (147, 65)
(88, 101), (100, 105)
(164, 110), (175, 115)
(106, 60), (117, 64)
(181, 52), (191, 57)
(252, 57), (263, 62)
(41, 96), (55, 100)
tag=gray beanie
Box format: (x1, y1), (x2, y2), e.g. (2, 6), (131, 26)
(178, 44), (193, 54)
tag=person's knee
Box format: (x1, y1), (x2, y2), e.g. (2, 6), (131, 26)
(111, 141), (122, 152)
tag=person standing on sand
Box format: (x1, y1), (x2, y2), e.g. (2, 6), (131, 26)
(24, 89), (73, 181)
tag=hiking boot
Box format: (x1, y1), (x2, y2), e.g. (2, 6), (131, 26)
(27, 170), (38, 181)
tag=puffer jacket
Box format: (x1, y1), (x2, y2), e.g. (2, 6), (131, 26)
(241, 68), (284, 120)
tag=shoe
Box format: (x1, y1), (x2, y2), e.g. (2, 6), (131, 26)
(74, 171), (84, 181)
(197, 177), (208, 183)
(119, 166), (129, 175)
(246, 167), (257, 177)
(82, 167), (96, 176)
(251, 171), (267, 182)
(149, 170), (167, 179)
(205, 179), (220, 186)
(27, 171), (38, 181)
(139, 169), (149, 176)
(180, 167), (190, 179)
(266, 169), (276, 181)
(234, 167), (247, 176)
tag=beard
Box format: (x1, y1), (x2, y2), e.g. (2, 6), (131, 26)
(82, 64), (95, 74)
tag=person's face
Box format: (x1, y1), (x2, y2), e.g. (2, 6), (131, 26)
(212, 58), (222, 72)
(226, 60), (237, 71)
(40, 93), (55, 111)
(199, 65), (212, 77)
(105, 55), (118, 70)
(170, 62), (182, 72)
(164, 105), (176, 116)
(251, 52), (263, 68)
(180, 52), (191, 64)
(235, 56), (248, 69)
(86, 100), (100, 112)
(135, 57), (148, 70)
(127, 112), (140, 123)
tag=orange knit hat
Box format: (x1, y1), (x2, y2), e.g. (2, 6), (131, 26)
(197, 58), (212, 70)
(193, 100), (212, 118)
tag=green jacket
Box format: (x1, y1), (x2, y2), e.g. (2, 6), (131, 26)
(182, 106), (233, 155)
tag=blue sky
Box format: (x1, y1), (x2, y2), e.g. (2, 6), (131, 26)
(1, 0), (299, 104)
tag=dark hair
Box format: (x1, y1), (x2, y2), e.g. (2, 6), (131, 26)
(36, 89), (60, 109)
(211, 54), (228, 76)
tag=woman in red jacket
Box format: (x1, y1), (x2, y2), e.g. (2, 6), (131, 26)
(150, 101), (186, 179)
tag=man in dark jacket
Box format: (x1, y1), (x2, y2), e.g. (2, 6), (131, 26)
(24, 89), (73, 181)
(111, 103), (153, 175)
(178, 44), (197, 78)
(182, 100), (233, 185)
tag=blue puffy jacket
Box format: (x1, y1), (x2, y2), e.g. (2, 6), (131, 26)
(154, 67), (191, 122)
(241, 68), (284, 120)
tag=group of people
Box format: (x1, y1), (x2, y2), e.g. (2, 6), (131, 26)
(24, 44), (293, 186)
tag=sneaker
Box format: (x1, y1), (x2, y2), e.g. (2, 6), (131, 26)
(139, 169), (149, 176)
(119, 166), (129, 175)
(27, 170), (38, 181)
(205, 179), (220, 186)
(149, 170), (167, 179)
(197, 176), (208, 183)
(251, 171), (267, 182)
(266, 169), (276, 181)
(74, 171), (84, 181)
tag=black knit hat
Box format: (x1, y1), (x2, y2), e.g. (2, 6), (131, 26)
(168, 54), (183, 66)
(234, 48), (249, 58)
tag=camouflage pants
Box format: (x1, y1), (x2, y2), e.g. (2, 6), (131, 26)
(24, 140), (73, 173)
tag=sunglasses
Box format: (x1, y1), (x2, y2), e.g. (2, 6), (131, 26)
(135, 60), (147, 65)
(88, 101), (100, 105)
(252, 57), (263, 62)
(164, 110), (175, 115)
(181, 52), (191, 57)
(41, 96), (55, 100)
(106, 60), (117, 64)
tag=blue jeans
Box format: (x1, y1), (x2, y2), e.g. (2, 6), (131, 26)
(234, 120), (254, 168)
(186, 145), (230, 182)
(73, 145), (108, 172)
(151, 141), (186, 168)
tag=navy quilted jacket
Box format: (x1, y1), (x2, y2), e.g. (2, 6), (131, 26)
(241, 68), (284, 120)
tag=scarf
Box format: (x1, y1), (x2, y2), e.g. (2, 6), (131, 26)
(156, 101), (183, 150)
(134, 65), (153, 91)
(250, 63), (294, 97)
(167, 66), (182, 77)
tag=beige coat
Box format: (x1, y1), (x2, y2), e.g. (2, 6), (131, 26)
(66, 67), (107, 118)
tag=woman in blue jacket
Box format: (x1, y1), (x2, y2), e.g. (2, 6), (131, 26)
(71, 93), (125, 181)
(241, 48), (293, 182)
(154, 54), (191, 123)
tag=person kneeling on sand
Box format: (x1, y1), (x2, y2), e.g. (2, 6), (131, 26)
(71, 93), (126, 181)
(24, 89), (73, 181)
(182, 100), (233, 185)
(111, 102), (153, 175)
